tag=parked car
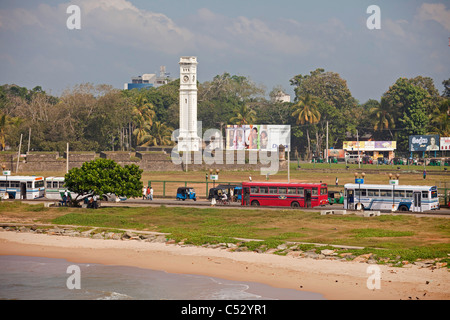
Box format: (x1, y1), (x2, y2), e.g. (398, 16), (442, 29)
(176, 187), (197, 201)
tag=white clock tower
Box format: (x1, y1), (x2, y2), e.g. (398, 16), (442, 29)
(178, 56), (201, 151)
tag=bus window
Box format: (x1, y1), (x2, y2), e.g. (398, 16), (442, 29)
(360, 189), (367, 197)
(368, 189), (378, 197)
(380, 190), (392, 197)
(35, 181), (44, 188)
(269, 187), (277, 194)
(27, 182), (32, 188)
(260, 187), (268, 194)
(53, 182), (58, 188)
(320, 187), (327, 195)
(394, 190), (404, 198)
(298, 188), (304, 196)
(288, 187), (297, 194)
(46, 181), (52, 188)
(406, 190), (413, 198)
(0, 182), (6, 187)
(312, 188), (318, 196)
(10, 181), (19, 188)
(431, 190), (437, 198)
(422, 191), (428, 199)
(278, 187), (287, 194)
(251, 186), (259, 193)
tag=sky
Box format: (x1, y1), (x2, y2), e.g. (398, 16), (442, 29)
(0, 0), (449, 103)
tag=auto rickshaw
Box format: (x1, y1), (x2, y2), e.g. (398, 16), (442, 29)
(328, 191), (344, 205)
(176, 187), (197, 201)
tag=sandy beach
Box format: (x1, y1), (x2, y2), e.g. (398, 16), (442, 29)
(0, 231), (448, 300)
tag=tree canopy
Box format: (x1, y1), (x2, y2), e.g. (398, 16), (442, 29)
(64, 158), (143, 205)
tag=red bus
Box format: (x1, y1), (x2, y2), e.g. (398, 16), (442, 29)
(241, 182), (328, 208)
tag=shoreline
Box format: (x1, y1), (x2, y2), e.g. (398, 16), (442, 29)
(0, 232), (449, 300)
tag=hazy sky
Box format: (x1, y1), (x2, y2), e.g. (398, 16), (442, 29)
(1, 0), (449, 103)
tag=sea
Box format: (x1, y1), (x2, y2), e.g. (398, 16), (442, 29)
(0, 255), (324, 301)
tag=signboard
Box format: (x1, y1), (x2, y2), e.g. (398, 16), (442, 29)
(226, 125), (291, 151)
(355, 178), (364, 184)
(389, 180), (399, 185)
(2, 171), (11, 176)
(343, 141), (396, 150)
(409, 135), (439, 152)
(440, 137), (450, 151)
(210, 175), (218, 181)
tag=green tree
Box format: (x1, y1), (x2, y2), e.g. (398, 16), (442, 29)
(64, 158), (143, 206)
(368, 97), (396, 139)
(229, 104), (257, 125)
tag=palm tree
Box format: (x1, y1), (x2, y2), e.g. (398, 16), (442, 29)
(230, 104), (257, 125)
(291, 94), (321, 125)
(369, 97), (396, 138)
(428, 99), (450, 136)
(148, 121), (174, 146)
(131, 94), (156, 147)
(291, 94), (321, 160)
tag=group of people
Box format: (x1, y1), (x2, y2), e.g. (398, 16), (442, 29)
(142, 186), (153, 200)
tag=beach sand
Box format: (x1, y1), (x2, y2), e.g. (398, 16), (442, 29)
(0, 231), (448, 300)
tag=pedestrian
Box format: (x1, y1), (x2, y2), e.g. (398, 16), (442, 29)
(211, 196), (216, 207)
(149, 187), (153, 200)
(142, 186), (147, 200)
(335, 177), (339, 186)
(249, 175), (252, 182)
(423, 169), (427, 180)
(146, 185), (151, 200)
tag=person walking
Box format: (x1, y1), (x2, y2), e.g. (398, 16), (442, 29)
(335, 177), (339, 186)
(149, 187), (153, 200)
(146, 185), (151, 199)
(142, 186), (147, 200)
(423, 169), (427, 180)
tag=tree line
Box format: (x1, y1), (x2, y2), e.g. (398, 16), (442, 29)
(0, 70), (449, 158)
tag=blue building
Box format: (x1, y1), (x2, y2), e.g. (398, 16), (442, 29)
(124, 66), (174, 90)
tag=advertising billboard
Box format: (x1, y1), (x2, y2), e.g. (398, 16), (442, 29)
(343, 141), (396, 150)
(440, 137), (450, 151)
(226, 125), (291, 151)
(409, 135), (440, 152)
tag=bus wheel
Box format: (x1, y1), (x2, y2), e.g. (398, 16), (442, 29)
(251, 200), (260, 207)
(398, 205), (408, 212)
(291, 201), (300, 209)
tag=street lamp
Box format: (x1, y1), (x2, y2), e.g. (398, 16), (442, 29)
(389, 173), (400, 211)
(354, 172), (365, 210)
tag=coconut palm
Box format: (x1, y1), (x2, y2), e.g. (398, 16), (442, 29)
(148, 121), (174, 146)
(369, 97), (396, 133)
(229, 104), (257, 125)
(428, 99), (450, 136)
(291, 94), (321, 125)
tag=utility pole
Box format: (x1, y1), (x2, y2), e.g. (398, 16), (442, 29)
(16, 134), (22, 173)
(357, 130), (360, 169)
(326, 121), (329, 163)
(66, 143), (69, 173)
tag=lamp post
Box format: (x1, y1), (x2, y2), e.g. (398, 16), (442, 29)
(389, 173), (400, 211)
(354, 172), (365, 210)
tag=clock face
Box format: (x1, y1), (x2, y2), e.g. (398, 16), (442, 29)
(183, 75), (189, 83)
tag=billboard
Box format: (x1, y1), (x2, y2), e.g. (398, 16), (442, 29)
(226, 125), (291, 151)
(440, 137), (450, 151)
(343, 141), (396, 150)
(409, 135), (439, 152)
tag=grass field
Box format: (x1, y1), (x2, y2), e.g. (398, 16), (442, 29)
(1, 201), (449, 266)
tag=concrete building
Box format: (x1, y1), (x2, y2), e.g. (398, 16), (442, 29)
(124, 66), (174, 90)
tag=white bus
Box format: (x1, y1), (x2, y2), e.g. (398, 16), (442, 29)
(344, 183), (439, 212)
(0, 176), (45, 199)
(45, 177), (73, 200)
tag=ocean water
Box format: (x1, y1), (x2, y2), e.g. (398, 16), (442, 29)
(0, 255), (324, 300)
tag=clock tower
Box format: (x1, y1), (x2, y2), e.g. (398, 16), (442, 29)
(178, 56), (200, 151)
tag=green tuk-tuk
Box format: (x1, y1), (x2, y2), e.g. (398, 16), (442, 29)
(328, 191), (344, 205)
